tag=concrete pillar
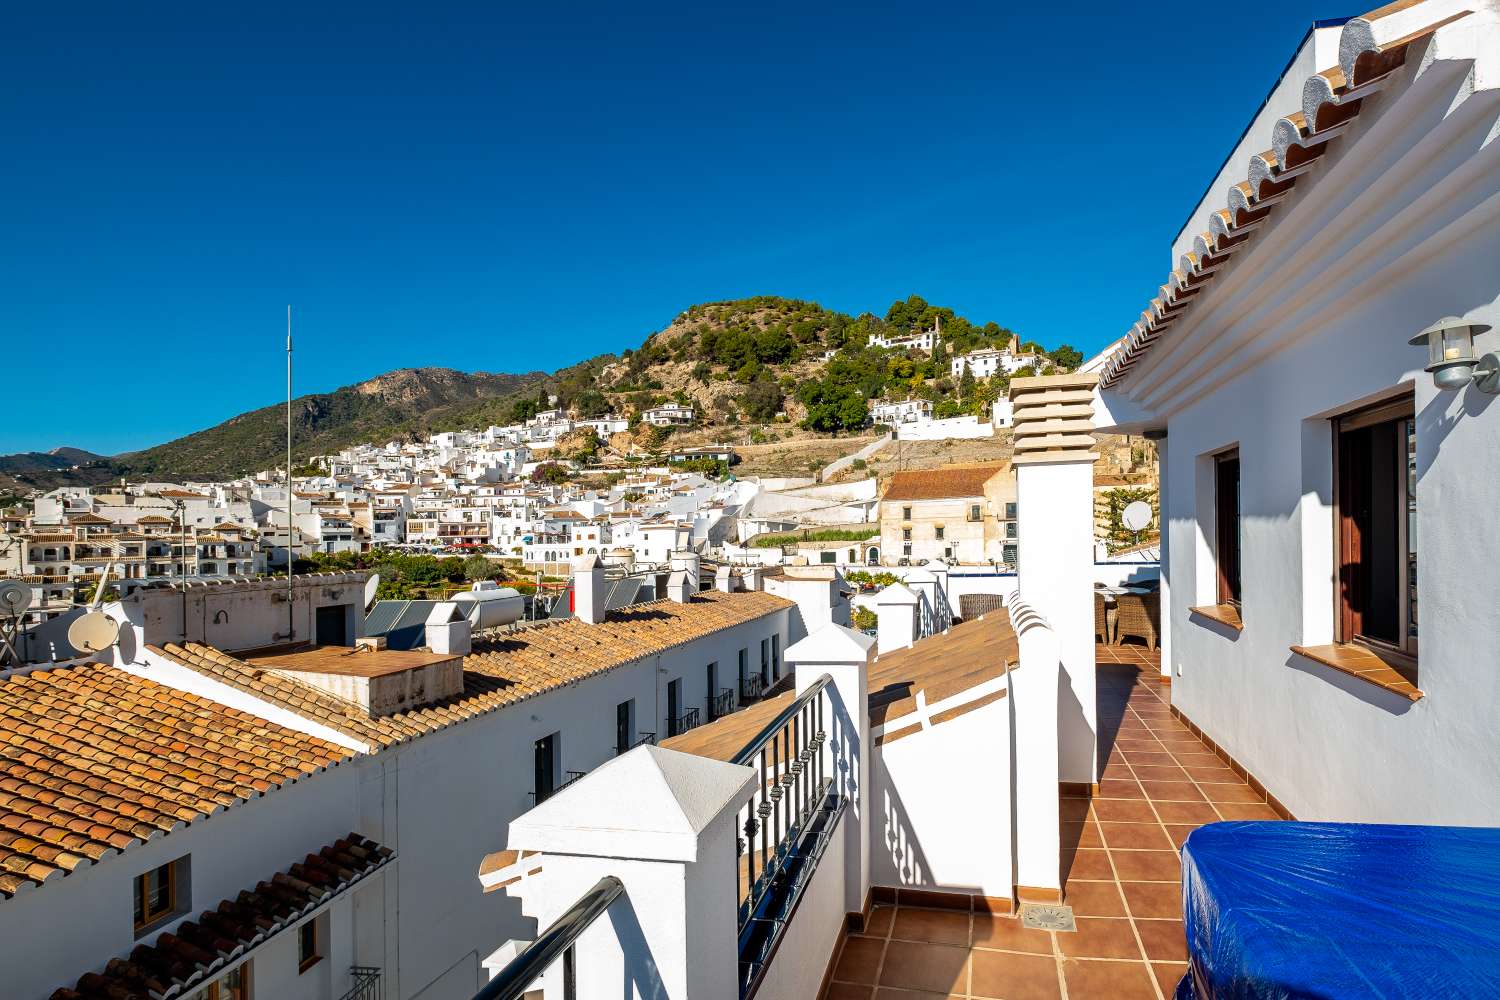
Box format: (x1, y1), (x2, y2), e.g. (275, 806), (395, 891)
(904, 566), (938, 635)
(572, 553), (607, 625)
(667, 571), (693, 604)
(920, 559), (952, 627)
(1005, 592), (1062, 900)
(786, 623), (876, 921)
(1010, 373), (1100, 786)
(497, 746), (754, 999)
(670, 550), (700, 591)
(714, 565), (736, 593)
(1153, 433), (1171, 681)
(874, 582), (920, 655)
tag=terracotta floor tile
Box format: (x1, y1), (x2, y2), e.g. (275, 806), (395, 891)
(1139, 780), (1206, 802)
(825, 984), (876, 1000)
(1099, 822), (1174, 851)
(1064, 879), (1127, 917)
(1171, 752), (1224, 766)
(1063, 821), (1103, 848)
(859, 905), (896, 937)
(969, 949), (1063, 1000)
(1098, 778), (1147, 799)
(1152, 801), (1221, 824)
(1164, 824), (1199, 849)
(891, 907), (971, 947)
(1214, 802), (1280, 820)
(1130, 764), (1191, 782)
(1114, 738), (1165, 751)
(971, 912), (1056, 954)
(1121, 880), (1183, 919)
(1061, 959), (1159, 1000)
(833, 935), (886, 985)
(1183, 765), (1240, 782)
(1092, 798), (1158, 823)
(1061, 798), (1092, 822)
(873, 990), (959, 1000)
(1198, 782), (1264, 804)
(1135, 918), (1188, 962)
(1152, 962), (1189, 995)
(1064, 847), (1115, 880)
(877, 940), (970, 995)
(1056, 917), (1143, 960)
(1109, 849), (1182, 882)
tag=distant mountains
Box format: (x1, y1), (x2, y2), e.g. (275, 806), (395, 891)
(0, 367), (557, 493)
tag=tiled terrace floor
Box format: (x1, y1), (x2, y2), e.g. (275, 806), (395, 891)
(821, 643), (1283, 999)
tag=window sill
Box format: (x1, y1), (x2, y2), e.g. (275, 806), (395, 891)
(1189, 604), (1243, 631)
(299, 955), (323, 974)
(1290, 644), (1423, 702)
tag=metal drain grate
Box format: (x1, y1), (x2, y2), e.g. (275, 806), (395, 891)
(1020, 903), (1076, 932)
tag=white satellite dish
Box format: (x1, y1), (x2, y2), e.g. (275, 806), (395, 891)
(1122, 500), (1154, 533)
(363, 573), (381, 611)
(67, 611), (120, 655)
(0, 581), (32, 617)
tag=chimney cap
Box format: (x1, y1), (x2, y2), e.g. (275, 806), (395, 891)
(572, 553), (603, 571)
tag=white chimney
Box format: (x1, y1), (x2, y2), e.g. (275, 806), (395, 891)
(425, 601), (473, 656)
(670, 550), (700, 592)
(874, 582), (920, 655)
(667, 570), (693, 604)
(744, 566), (764, 591)
(715, 565), (736, 593)
(572, 553), (608, 625)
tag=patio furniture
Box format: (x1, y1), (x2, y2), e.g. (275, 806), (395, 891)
(960, 593), (1004, 620)
(1115, 591), (1159, 650)
(1094, 592), (1115, 644)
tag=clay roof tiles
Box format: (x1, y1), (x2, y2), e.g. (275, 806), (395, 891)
(881, 464), (1007, 502)
(0, 663), (350, 900)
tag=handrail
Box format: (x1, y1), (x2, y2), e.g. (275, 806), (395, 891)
(731, 673), (831, 766)
(472, 875), (625, 1000)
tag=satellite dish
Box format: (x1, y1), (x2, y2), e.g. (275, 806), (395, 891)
(363, 573), (381, 611)
(1122, 501), (1154, 533)
(0, 581), (32, 617)
(68, 611), (120, 655)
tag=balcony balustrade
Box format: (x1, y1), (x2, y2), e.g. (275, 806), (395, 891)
(668, 707), (700, 737)
(709, 686), (736, 721)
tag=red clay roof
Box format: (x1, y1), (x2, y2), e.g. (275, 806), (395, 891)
(881, 464), (1007, 502)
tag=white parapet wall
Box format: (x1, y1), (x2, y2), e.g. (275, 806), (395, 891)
(891, 416), (995, 442)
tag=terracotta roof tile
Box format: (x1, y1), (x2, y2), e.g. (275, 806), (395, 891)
(49, 833), (392, 1000)
(881, 464), (1007, 502)
(0, 664), (350, 899)
(152, 590), (794, 751)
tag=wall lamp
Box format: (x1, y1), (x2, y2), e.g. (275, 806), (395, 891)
(1409, 317), (1498, 393)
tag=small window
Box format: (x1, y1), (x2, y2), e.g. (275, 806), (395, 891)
(1213, 450), (1242, 606)
(1005, 502), (1017, 519)
(901, 506), (912, 520)
(616, 699), (634, 755)
(200, 962), (250, 1000)
(968, 504), (982, 522)
(902, 527), (912, 542)
(298, 919), (321, 972)
(1005, 521), (1017, 539)
(134, 862), (176, 930)
(934, 525), (945, 540)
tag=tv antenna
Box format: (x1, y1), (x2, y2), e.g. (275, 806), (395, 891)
(0, 580), (32, 667)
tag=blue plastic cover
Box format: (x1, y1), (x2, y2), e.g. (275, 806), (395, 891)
(1178, 821), (1500, 999)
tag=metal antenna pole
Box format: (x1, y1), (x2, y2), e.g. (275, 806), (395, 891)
(286, 305), (295, 642)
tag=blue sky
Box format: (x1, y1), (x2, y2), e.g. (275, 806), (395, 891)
(3, 1), (1343, 454)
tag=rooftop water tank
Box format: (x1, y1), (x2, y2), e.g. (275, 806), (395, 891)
(451, 583), (523, 630)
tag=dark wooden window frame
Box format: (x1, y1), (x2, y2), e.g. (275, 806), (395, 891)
(1214, 449), (1242, 608)
(1333, 395), (1418, 673)
(298, 918), (322, 973)
(134, 861), (176, 930)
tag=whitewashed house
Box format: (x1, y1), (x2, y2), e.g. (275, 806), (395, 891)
(640, 403), (696, 427)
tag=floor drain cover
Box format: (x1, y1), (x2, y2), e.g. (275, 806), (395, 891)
(1020, 903), (1076, 932)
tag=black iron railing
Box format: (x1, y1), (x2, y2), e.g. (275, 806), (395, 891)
(740, 673), (766, 701)
(472, 876), (625, 1000)
(339, 967), (382, 1000)
(529, 771), (587, 805)
(669, 708), (700, 737)
(731, 673), (839, 996)
(710, 686), (736, 721)
(635, 731), (657, 747)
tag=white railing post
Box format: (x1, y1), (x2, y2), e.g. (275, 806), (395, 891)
(1005, 591), (1063, 901)
(487, 746), (754, 998)
(787, 624), (876, 920)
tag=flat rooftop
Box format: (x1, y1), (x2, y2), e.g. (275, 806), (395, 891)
(248, 645), (461, 678)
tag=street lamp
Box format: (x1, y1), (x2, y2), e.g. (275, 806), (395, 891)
(1408, 317), (1498, 393)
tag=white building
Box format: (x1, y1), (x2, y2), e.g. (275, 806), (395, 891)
(639, 403), (696, 427)
(869, 397), (933, 426)
(950, 338), (1043, 379)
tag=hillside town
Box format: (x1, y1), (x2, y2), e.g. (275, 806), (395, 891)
(6, 3), (1500, 1000)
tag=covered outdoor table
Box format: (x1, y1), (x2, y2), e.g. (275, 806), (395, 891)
(1179, 821), (1500, 999)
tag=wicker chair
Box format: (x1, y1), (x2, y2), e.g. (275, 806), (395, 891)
(1115, 592), (1160, 651)
(1094, 592), (1115, 645)
(960, 593), (1005, 620)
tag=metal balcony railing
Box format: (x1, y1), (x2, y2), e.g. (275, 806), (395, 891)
(668, 708), (700, 737)
(529, 770), (587, 806)
(709, 687), (736, 721)
(739, 673), (766, 702)
(618, 732), (657, 755)
(472, 876), (625, 1000)
(338, 966), (382, 1000)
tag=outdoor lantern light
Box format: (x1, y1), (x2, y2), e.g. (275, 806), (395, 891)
(1409, 317), (1499, 393)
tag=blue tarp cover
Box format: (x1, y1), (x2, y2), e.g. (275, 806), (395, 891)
(1179, 821), (1500, 999)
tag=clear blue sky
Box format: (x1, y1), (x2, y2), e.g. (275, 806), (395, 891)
(3, 1), (1344, 455)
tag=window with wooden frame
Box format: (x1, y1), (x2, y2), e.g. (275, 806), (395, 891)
(196, 962), (250, 1000)
(934, 525), (945, 540)
(134, 861), (176, 931)
(1214, 450), (1242, 607)
(1335, 397), (1417, 671)
(967, 504), (982, 522)
(297, 919), (321, 973)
